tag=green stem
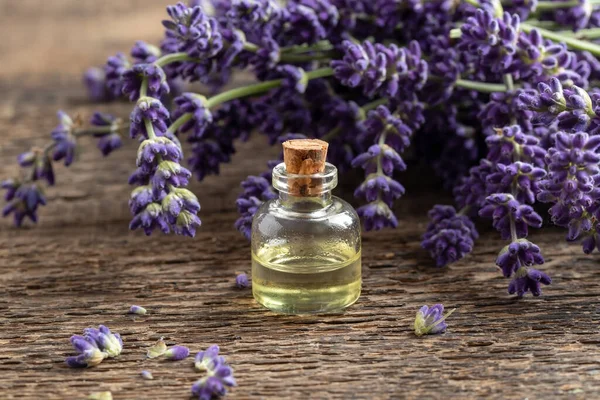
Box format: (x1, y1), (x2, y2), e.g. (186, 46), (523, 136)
(167, 114), (193, 135)
(144, 118), (157, 140)
(362, 98), (388, 113)
(155, 52), (197, 67)
(521, 23), (600, 56)
(456, 79), (508, 93)
(206, 67), (333, 108)
(533, 0), (580, 10)
(280, 52), (334, 62)
(556, 27), (600, 40)
(280, 41), (334, 54)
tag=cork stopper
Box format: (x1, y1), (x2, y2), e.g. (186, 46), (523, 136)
(282, 139), (329, 196)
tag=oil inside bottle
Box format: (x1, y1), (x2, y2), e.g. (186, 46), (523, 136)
(252, 241), (361, 314)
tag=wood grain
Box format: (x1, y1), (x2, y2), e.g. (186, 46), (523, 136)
(0, 1), (599, 399)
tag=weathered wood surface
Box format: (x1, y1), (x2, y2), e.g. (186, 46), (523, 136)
(1, 1), (600, 399)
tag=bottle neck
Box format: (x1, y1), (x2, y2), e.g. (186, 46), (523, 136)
(278, 191), (333, 211)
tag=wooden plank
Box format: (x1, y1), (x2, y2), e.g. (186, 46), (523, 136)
(0, 1), (599, 399)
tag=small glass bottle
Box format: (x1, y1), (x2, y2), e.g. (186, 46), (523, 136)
(251, 139), (362, 314)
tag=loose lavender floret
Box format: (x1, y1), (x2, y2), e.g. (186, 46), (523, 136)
(165, 345), (190, 360)
(83, 325), (123, 358)
(191, 345), (236, 400)
(129, 305), (147, 315)
(141, 370), (154, 380)
(65, 335), (107, 368)
(235, 273), (250, 289)
(414, 304), (455, 336)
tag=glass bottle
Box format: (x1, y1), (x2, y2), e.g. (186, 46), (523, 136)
(251, 162), (362, 314)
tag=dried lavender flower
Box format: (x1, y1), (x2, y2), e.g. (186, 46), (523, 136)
(194, 345), (221, 372)
(129, 305), (147, 315)
(165, 345), (190, 361)
(414, 304), (455, 336)
(65, 335), (107, 368)
(191, 345), (236, 400)
(141, 370), (154, 380)
(235, 273), (250, 289)
(83, 325), (123, 358)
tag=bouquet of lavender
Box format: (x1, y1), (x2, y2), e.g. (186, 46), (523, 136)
(5, 0), (600, 297)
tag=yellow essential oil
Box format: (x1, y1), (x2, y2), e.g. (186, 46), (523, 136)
(252, 243), (361, 314)
(251, 139), (362, 314)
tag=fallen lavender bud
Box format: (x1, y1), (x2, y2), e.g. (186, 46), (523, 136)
(235, 273), (250, 289)
(141, 370), (154, 380)
(191, 345), (236, 400)
(129, 305), (147, 315)
(414, 304), (455, 336)
(83, 325), (123, 358)
(165, 345), (190, 361)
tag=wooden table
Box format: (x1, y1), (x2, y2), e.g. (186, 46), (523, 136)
(1, 2), (599, 399)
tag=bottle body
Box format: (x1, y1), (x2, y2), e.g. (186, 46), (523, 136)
(251, 192), (362, 314)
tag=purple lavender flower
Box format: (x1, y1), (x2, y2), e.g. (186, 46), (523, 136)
(359, 105), (412, 152)
(357, 201), (398, 231)
(129, 202), (171, 235)
(414, 304), (455, 336)
(18, 151), (55, 186)
(537, 131), (600, 236)
(131, 41), (161, 63)
(285, 0), (339, 45)
(83, 325), (123, 358)
(485, 125), (546, 167)
(172, 93), (213, 138)
(194, 345), (221, 372)
(165, 345), (190, 360)
(478, 91), (533, 135)
(129, 305), (147, 315)
(332, 40), (428, 98)
(162, 3), (223, 58)
(459, 10), (520, 73)
(104, 52), (130, 97)
(508, 266), (551, 297)
(137, 137), (183, 168)
(421, 205), (478, 267)
(277, 65), (308, 93)
(514, 30), (588, 87)
(235, 273), (250, 289)
(51, 111), (77, 166)
(519, 78), (599, 134)
(582, 228), (600, 254)
(486, 162), (547, 205)
(122, 64), (170, 101)
(504, 0), (537, 19)
(555, 0), (593, 31)
(479, 193), (543, 240)
(2, 184), (46, 226)
(130, 97), (171, 140)
(65, 335), (107, 368)
(1, 179), (19, 202)
(90, 112), (122, 156)
(354, 174), (405, 203)
(83, 67), (112, 102)
(351, 144), (406, 175)
(495, 238), (544, 277)
(235, 172), (277, 239)
(191, 346), (236, 400)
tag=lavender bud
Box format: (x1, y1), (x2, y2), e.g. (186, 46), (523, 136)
(414, 304), (455, 336)
(165, 345), (190, 361)
(141, 370), (154, 380)
(194, 345), (221, 372)
(235, 273), (250, 289)
(129, 305), (147, 315)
